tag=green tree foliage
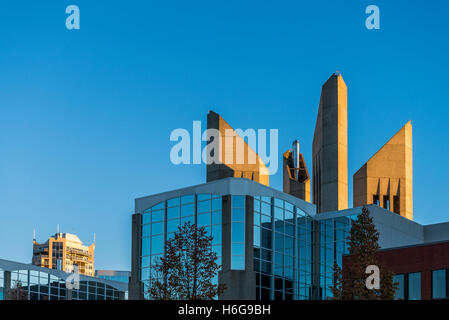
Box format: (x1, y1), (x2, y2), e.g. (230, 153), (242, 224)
(331, 206), (397, 300)
(148, 222), (226, 300)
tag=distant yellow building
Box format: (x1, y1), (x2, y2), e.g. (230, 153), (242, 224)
(32, 232), (95, 276)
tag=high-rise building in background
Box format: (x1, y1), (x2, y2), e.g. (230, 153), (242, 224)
(32, 232), (95, 277)
(312, 73), (348, 213)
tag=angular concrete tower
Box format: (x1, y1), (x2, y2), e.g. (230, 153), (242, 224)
(353, 121), (413, 220)
(312, 73), (348, 213)
(206, 110), (269, 186)
(283, 140), (311, 202)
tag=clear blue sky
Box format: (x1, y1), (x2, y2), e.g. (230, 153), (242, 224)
(1, 1), (448, 271)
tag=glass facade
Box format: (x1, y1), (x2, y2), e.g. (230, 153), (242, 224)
(432, 269), (446, 299)
(408, 272), (421, 300)
(0, 268), (3, 300)
(140, 194), (222, 299)
(0, 267), (124, 300)
(253, 196), (314, 300)
(231, 196), (245, 270)
(319, 216), (353, 299)
(393, 274), (405, 300)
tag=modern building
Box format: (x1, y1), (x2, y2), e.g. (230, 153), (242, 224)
(129, 73), (447, 300)
(96, 270), (130, 284)
(0, 259), (127, 300)
(33, 232), (95, 276)
(343, 224), (449, 300)
(129, 176), (448, 300)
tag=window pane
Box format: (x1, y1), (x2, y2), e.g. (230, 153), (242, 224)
(408, 272), (421, 300)
(167, 207), (179, 220)
(232, 208), (245, 222)
(231, 255), (245, 270)
(197, 201), (211, 213)
(432, 270), (446, 299)
(232, 196), (245, 208)
(197, 213), (211, 227)
(151, 210), (164, 222)
(151, 235), (164, 255)
(181, 203), (194, 217)
(232, 223), (245, 243)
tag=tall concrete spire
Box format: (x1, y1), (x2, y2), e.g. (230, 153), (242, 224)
(312, 73), (348, 213)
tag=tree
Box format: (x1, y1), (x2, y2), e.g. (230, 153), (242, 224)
(6, 281), (28, 300)
(148, 221), (226, 300)
(331, 206), (397, 300)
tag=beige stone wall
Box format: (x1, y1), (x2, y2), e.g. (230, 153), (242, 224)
(206, 111), (269, 186)
(353, 121), (413, 220)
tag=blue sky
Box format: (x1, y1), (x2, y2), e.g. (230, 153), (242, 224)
(0, 1), (448, 271)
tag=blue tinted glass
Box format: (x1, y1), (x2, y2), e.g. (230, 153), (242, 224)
(197, 194), (211, 201)
(167, 219), (180, 233)
(274, 207), (283, 220)
(197, 200), (211, 213)
(212, 245), (222, 257)
(432, 270), (446, 299)
(181, 215), (194, 226)
(254, 199), (261, 212)
(141, 238), (150, 256)
(140, 268), (150, 281)
(211, 225), (221, 245)
(231, 255), (245, 270)
(275, 233), (284, 252)
(197, 213), (211, 227)
(232, 208), (245, 222)
(232, 243), (245, 256)
(152, 202), (165, 210)
(275, 220), (284, 233)
(393, 274), (405, 300)
(212, 211), (222, 225)
(409, 273), (421, 300)
(181, 195), (194, 204)
(284, 210), (294, 221)
(261, 228), (272, 249)
(261, 214), (272, 229)
(142, 224), (150, 237)
(151, 222), (164, 235)
(141, 256), (150, 268)
(285, 224), (294, 236)
(142, 213), (151, 224)
(254, 226), (261, 247)
(212, 198), (222, 211)
(254, 212), (260, 227)
(232, 222), (245, 243)
(232, 195), (245, 208)
(296, 207), (305, 217)
(151, 235), (164, 255)
(167, 207), (179, 220)
(261, 202), (271, 215)
(274, 198), (283, 208)
(152, 210), (164, 222)
(285, 202), (294, 212)
(181, 203), (194, 217)
(167, 197), (179, 207)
